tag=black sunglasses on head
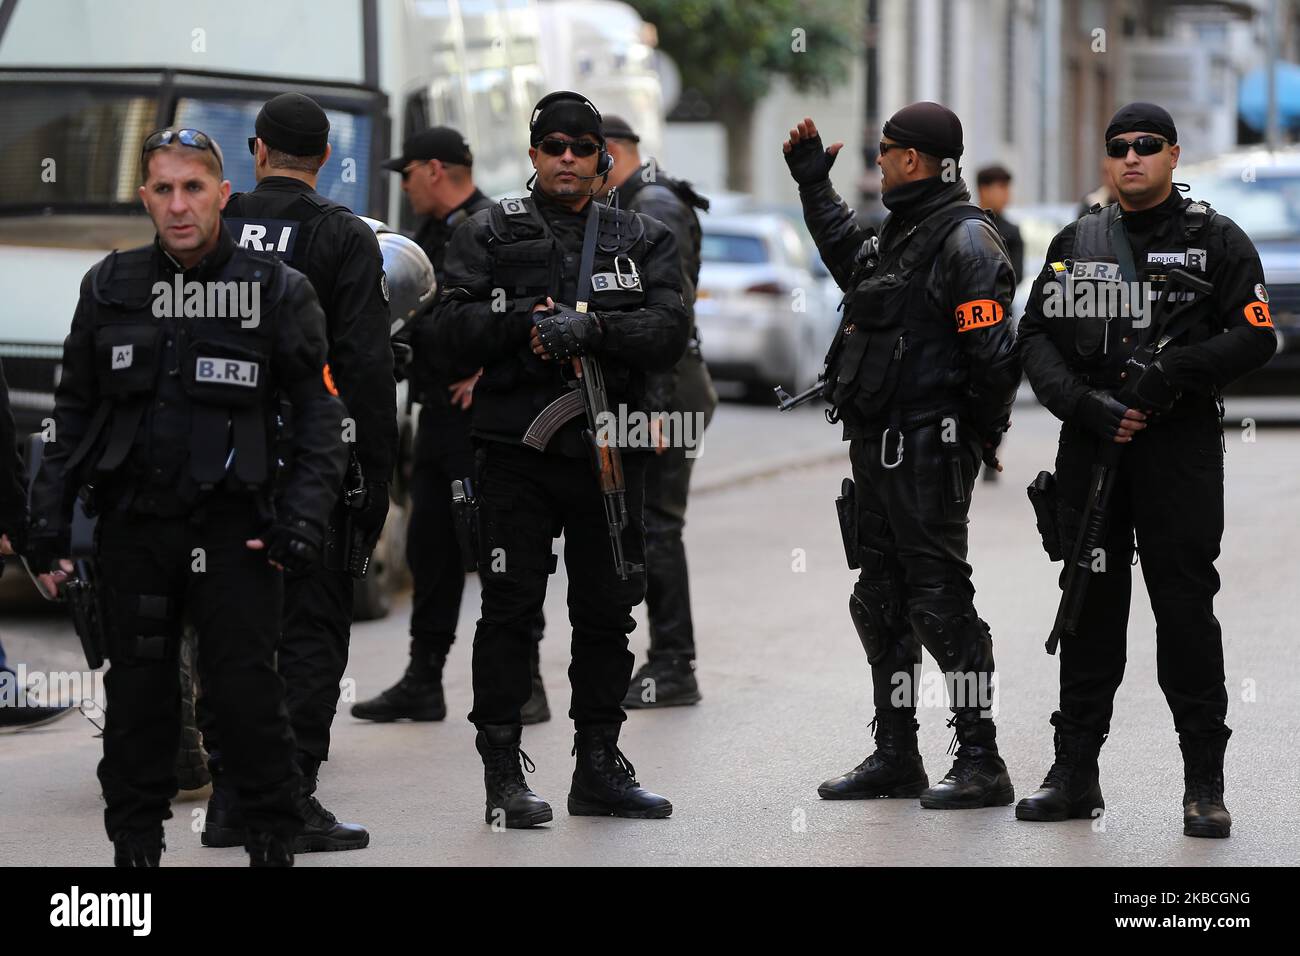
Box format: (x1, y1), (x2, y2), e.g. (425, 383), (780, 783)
(144, 127), (217, 156)
(1105, 135), (1168, 158)
(538, 137), (600, 158)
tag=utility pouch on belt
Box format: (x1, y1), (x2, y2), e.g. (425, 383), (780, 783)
(1027, 470), (1063, 561)
(835, 478), (859, 570)
(451, 478), (480, 573)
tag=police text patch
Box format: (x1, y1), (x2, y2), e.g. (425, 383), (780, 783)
(196, 357), (260, 387)
(1244, 301), (1273, 328)
(228, 219), (299, 260)
(955, 299), (1004, 332)
(1070, 261), (1123, 282)
(591, 271), (642, 293)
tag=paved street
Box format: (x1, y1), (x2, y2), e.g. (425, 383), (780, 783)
(2, 396), (1298, 866)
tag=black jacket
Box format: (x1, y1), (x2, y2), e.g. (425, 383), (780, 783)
(411, 188), (496, 393)
(224, 177), (395, 483)
(430, 190), (687, 455)
(1018, 190), (1277, 422)
(800, 174), (1021, 440)
(28, 227), (347, 553)
(614, 164), (708, 411)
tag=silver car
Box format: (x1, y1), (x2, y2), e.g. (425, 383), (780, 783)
(694, 213), (841, 400)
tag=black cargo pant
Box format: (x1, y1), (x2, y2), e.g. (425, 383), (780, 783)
(199, 498), (354, 768)
(1052, 408), (1229, 740)
(97, 496), (299, 840)
(848, 417), (996, 722)
(407, 402), (478, 663)
(408, 402), (544, 665)
(643, 346), (716, 661)
(468, 442), (646, 727)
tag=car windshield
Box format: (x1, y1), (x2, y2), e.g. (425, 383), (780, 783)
(1182, 171), (1300, 242)
(701, 232), (769, 264)
(0, 85), (375, 214)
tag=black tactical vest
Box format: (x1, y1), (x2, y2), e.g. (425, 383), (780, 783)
(67, 245), (288, 501)
(474, 197), (653, 446)
(224, 189), (350, 296)
(1048, 198), (1215, 386)
(825, 202), (997, 425)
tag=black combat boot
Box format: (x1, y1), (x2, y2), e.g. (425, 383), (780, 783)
(920, 712), (1015, 809)
(350, 648), (446, 722)
(476, 724), (553, 828)
(568, 724), (673, 818)
(1015, 727), (1106, 822)
(520, 641), (551, 725)
(247, 831), (294, 867)
(293, 753), (370, 852)
(1180, 732), (1232, 839)
(622, 656), (701, 709)
(113, 825), (165, 867)
(200, 751), (246, 848)
(818, 710), (928, 799)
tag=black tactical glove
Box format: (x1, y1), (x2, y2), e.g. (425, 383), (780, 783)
(1123, 358), (1180, 416)
(265, 518), (321, 573)
(350, 481), (390, 550)
(1076, 389), (1132, 441)
(535, 307), (605, 360)
(784, 133), (838, 187)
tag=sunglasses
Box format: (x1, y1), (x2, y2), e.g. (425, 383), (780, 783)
(538, 137), (600, 158)
(144, 127), (218, 159)
(1105, 135), (1167, 158)
(878, 141), (909, 155)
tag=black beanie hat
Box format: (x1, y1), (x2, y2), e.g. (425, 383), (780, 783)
(255, 93), (330, 157)
(530, 91), (603, 145)
(882, 101), (964, 160)
(1104, 102), (1178, 144)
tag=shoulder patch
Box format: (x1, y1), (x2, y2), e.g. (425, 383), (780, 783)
(1244, 301), (1273, 328)
(1255, 283), (1269, 304)
(500, 198), (529, 217)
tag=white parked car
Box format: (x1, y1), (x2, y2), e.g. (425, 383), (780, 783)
(694, 213), (841, 400)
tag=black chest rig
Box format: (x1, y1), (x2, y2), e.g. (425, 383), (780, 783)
(225, 189), (348, 302)
(824, 202), (994, 426)
(69, 244), (286, 500)
(1050, 198), (1215, 385)
(479, 197), (649, 433)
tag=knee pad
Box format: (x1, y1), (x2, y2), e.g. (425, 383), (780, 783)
(106, 592), (182, 664)
(850, 580), (902, 665)
(907, 596), (993, 677)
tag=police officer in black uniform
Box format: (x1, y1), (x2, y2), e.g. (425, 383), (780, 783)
(784, 105), (1021, 809)
(597, 115), (718, 708)
(1015, 103), (1277, 838)
(197, 93), (393, 853)
(1, 359), (74, 731)
(25, 127), (347, 866)
(352, 127), (550, 725)
(431, 91), (687, 827)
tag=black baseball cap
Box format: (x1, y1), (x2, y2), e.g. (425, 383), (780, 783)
(601, 114), (640, 143)
(382, 127), (473, 171)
